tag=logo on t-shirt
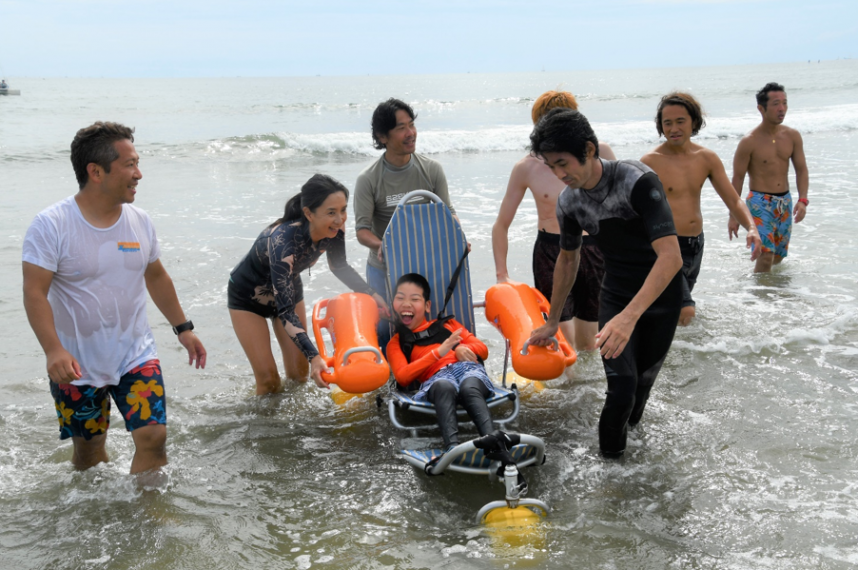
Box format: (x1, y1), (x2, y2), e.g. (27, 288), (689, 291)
(118, 242), (141, 252)
(385, 192), (430, 208)
(386, 193), (407, 207)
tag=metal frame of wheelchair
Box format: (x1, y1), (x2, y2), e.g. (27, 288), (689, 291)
(374, 190), (551, 525)
(379, 336), (520, 438)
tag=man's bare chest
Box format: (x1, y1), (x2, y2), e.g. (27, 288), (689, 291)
(655, 159), (707, 197)
(751, 137), (793, 168)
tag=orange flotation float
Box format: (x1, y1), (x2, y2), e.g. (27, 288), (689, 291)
(312, 292), (390, 393)
(485, 281), (576, 380)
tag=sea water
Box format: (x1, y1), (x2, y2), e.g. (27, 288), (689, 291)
(1, 61), (857, 569)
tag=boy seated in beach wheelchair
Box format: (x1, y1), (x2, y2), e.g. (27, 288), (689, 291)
(385, 271), (548, 523)
(386, 271), (544, 463)
(386, 272), (497, 455)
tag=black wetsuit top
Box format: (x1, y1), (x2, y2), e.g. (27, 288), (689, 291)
(556, 159), (682, 455)
(229, 219), (375, 360)
(557, 158), (678, 302)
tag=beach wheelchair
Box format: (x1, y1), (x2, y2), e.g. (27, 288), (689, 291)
(376, 190), (551, 523)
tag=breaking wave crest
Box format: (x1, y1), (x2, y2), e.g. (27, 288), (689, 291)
(6, 104), (857, 164)
(180, 103), (858, 161)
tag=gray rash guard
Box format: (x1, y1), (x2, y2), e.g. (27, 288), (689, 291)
(353, 153), (454, 271)
(557, 158), (678, 301)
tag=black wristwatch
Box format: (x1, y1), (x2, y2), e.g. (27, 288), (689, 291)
(172, 320), (194, 335)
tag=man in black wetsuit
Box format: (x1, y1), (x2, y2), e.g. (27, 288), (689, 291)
(528, 108), (683, 458)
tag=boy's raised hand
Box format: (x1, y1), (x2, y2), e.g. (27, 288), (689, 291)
(438, 329), (463, 357)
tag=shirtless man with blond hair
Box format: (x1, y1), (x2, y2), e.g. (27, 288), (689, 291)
(493, 90), (616, 352)
(729, 82), (809, 273)
(641, 92), (761, 325)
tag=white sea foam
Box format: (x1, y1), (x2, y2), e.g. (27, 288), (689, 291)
(184, 103), (858, 160)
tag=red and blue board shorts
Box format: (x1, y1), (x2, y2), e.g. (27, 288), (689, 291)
(747, 190), (792, 258)
(50, 359), (166, 440)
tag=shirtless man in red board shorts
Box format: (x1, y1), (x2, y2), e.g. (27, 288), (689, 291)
(730, 82), (809, 273)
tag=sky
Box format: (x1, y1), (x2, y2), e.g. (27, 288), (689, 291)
(0, 0), (856, 78)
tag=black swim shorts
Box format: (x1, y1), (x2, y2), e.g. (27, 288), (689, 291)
(678, 233), (704, 308)
(226, 275), (304, 319)
(532, 230), (603, 323)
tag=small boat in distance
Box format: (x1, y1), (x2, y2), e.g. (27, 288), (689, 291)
(0, 79), (20, 95)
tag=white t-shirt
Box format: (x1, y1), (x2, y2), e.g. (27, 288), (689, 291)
(23, 196), (161, 387)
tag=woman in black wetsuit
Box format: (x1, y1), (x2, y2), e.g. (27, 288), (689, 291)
(228, 174), (388, 395)
(528, 109), (684, 458)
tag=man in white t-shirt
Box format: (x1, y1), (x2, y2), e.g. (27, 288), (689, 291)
(22, 122), (206, 477)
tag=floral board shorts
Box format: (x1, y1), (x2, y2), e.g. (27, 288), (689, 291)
(50, 359), (167, 440)
(747, 190), (792, 258)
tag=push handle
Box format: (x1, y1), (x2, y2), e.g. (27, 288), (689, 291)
(396, 189), (444, 207)
(311, 298), (333, 363)
(520, 337), (560, 356)
(341, 346), (383, 367)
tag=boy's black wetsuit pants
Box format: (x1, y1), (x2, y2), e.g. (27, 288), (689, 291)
(427, 376), (494, 448)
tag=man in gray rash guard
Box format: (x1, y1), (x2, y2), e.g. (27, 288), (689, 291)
(354, 98), (456, 351)
(528, 108), (683, 458)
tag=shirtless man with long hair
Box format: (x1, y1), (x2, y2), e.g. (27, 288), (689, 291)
(730, 82), (809, 273)
(642, 92), (761, 325)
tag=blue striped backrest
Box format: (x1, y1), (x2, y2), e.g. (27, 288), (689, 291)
(383, 198), (475, 333)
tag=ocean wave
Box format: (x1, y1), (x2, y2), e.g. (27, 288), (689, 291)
(190, 127), (536, 159)
(1, 149), (69, 163)
(6, 104), (857, 164)
(179, 103), (858, 160)
(253, 95), (538, 115)
(601, 103), (858, 146)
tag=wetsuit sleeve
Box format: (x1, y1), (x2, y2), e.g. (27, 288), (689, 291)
(354, 172), (375, 233)
(268, 227), (319, 361)
(556, 192), (583, 251)
(630, 172), (677, 242)
(387, 333), (441, 387)
(325, 230), (376, 295)
(449, 320), (488, 360)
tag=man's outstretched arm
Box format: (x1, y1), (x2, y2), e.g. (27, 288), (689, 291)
(492, 162), (528, 282)
(144, 259), (206, 368)
(596, 235), (682, 359)
(729, 137), (753, 238)
(529, 247), (580, 344)
(707, 151), (761, 259)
